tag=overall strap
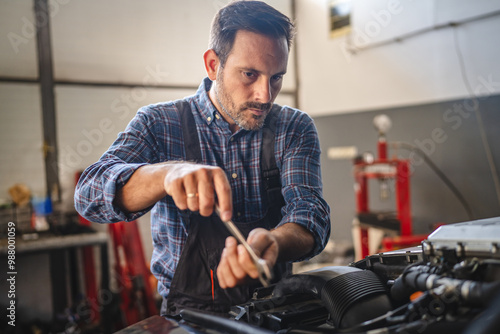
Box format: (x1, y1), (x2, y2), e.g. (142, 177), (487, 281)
(261, 104), (286, 210)
(175, 100), (203, 163)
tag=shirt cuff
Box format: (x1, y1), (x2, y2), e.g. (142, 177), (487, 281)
(101, 162), (151, 222)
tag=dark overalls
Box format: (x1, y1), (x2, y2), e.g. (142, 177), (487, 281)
(161, 101), (290, 317)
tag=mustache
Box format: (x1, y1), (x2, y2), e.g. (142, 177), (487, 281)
(241, 101), (272, 112)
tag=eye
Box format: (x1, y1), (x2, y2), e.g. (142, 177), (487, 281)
(243, 71), (256, 78)
(271, 74), (283, 82)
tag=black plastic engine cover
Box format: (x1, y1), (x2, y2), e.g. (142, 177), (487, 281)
(272, 266), (392, 328)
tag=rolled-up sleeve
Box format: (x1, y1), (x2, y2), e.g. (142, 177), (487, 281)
(277, 109), (331, 260)
(74, 107), (162, 223)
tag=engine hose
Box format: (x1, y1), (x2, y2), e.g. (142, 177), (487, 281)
(391, 266), (500, 307)
(391, 265), (431, 301)
(463, 290), (500, 334)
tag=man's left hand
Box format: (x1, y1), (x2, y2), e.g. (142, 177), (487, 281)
(217, 228), (278, 288)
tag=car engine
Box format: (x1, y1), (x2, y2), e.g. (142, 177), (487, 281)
(179, 216), (500, 334)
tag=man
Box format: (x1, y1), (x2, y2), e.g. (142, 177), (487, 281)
(75, 0), (330, 316)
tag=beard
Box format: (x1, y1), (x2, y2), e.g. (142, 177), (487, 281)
(215, 70), (272, 131)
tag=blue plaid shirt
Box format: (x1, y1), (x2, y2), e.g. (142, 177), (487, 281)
(75, 78), (331, 298)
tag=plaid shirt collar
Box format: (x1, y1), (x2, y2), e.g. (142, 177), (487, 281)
(196, 77), (218, 126)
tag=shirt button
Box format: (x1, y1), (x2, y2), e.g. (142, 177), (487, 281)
(215, 113), (220, 119)
(232, 173), (238, 179)
(237, 212), (242, 217)
(207, 116), (212, 122)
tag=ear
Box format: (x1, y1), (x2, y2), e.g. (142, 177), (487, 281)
(203, 49), (219, 80)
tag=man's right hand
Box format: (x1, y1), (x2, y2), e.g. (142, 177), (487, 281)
(163, 163), (232, 221)
(115, 162), (232, 221)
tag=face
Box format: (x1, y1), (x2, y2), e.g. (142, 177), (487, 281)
(211, 30), (289, 131)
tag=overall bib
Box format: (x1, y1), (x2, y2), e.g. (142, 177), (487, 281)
(161, 101), (290, 317)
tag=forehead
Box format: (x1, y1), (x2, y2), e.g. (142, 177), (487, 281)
(225, 30), (289, 73)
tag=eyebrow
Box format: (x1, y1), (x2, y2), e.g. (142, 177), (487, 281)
(240, 67), (287, 76)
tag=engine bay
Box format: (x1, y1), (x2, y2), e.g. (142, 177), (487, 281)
(178, 216), (500, 334)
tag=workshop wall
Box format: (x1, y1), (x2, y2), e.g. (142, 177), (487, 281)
(0, 84), (45, 199)
(295, 0), (500, 116)
(293, 0), (500, 241)
(0, 0), (44, 199)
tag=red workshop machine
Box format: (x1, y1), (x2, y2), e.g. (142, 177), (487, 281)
(352, 115), (428, 260)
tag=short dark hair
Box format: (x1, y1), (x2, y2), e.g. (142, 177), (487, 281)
(209, 0), (295, 67)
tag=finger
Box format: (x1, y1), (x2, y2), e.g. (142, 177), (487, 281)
(217, 248), (228, 289)
(212, 169), (232, 221)
(223, 237), (247, 284)
(183, 172), (199, 212)
(166, 177), (188, 210)
(237, 244), (259, 279)
(196, 168), (215, 217)
(217, 247), (238, 289)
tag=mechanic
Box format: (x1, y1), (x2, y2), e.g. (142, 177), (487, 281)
(74, 0), (331, 317)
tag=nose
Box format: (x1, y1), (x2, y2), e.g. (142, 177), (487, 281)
(254, 78), (272, 103)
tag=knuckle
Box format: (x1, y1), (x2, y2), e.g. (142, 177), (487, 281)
(184, 172), (196, 184)
(199, 203), (213, 216)
(213, 167), (228, 179)
(173, 178), (184, 190)
(238, 253), (249, 267)
(225, 275), (236, 287)
(234, 269), (246, 280)
(196, 167), (211, 180)
(175, 201), (187, 211)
